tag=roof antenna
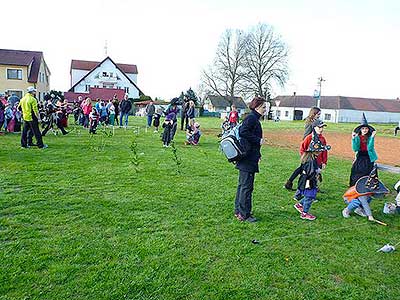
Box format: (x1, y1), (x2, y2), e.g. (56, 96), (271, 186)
(104, 40), (108, 57)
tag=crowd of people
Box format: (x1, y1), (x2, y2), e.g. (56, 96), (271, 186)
(1, 89), (398, 224)
(71, 93), (133, 133)
(0, 88), (203, 149)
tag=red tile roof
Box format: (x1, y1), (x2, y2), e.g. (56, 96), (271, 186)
(63, 87), (126, 102)
(273, 95), (400, 113)
(71, 59), (138, 74)
(0, 49), (46, 83)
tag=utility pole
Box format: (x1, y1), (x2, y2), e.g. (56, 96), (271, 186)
(317, 76), (325, 108)
(293, 91), (296, 120)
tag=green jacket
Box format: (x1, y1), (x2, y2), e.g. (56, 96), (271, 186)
(18, 93), (39, 121)
(352, 135), (377, 162)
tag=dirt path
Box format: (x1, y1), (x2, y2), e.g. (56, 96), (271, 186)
(264, 130), (400, 166)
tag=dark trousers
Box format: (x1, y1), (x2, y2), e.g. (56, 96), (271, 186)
(42, 116), (68, 136)
(288, 165), (302, 183)
(21, 119), (44, 148)
(84, 115), (90, 128)
(147, 115), (153, 127)
(180, 115), (188, 130)
(235, 170), (255, 218)
(162, 125), (172, 145)
(170, 122), (177, 141)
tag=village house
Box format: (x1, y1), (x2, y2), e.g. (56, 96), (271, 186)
(66, 56), (143, 101)
(133, 100), (171, 116)
(203, 95), (247, 116)
(0, 49), (50, 101)
(271, 95), (400, 123)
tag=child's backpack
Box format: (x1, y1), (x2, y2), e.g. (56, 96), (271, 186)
(220, 123), (245, 163)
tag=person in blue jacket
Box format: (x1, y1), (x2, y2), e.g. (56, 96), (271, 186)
(234, 97), (267, 222)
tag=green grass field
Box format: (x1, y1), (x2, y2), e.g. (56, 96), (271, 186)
(1, 117), (399, 300)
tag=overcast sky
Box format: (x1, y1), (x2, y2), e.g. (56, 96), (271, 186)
(2, 0), (399, 100)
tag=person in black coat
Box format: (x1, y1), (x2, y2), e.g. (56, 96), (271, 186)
(234, 97), (267, 222)
(119, 94), (132, 128)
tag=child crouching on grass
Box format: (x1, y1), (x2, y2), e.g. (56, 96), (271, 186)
(185, 122), (201, 145)
(342, 166), (389, 221)
(293, 131), (331, 220)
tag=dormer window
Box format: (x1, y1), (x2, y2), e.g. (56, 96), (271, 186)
(102, 72), (108, 77)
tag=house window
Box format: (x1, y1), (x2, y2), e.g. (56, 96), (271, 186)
(94, 85), (99, 88)
(7, 69), (22, 80)
(325, 113), (331, 121)
(85, 85), (90, 92)
(124, 87), (129, 94)
(103, 83), (114, 89)
(7, 90), (23, 98)
(285, 111), (289, 117)
(102, 72), (108, 77)
(276, 110), (281, 117)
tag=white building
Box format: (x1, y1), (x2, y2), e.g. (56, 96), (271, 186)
(203, 95), (247, 115)
(68, 57), (143, 99)
(271, 95), (400, 123)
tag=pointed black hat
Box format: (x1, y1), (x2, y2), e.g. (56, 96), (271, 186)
(355, 165), (389, 194)
(307, 130), (331, 152)
(353, 113), (375, 134)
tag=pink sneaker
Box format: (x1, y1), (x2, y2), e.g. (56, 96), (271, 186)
(300, 212), (316, 221)
(293, 203), (303, 213)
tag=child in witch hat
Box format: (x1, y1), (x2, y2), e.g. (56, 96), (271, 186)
(293, 128), (331, 220)
(342, 165), (389, 221)
(292, 119), (329, 199)
(349, 113), (377, 186)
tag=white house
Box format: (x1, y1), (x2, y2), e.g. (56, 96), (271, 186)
(271, 95), (400, 123)
(68, 56), (143, 99)
(203, 95), (247, 115)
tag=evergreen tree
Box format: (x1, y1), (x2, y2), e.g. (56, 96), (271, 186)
(178, 92), (185, 104)
(184, 88), (199, 105)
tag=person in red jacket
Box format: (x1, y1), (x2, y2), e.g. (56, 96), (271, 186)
(294, 119), (329, 200)
(228, 105), (239, 129)
(300, 120), (328, 168)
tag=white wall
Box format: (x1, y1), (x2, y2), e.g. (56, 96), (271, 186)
(71, 58), (139, 98)
(338, 110), (400, 123)
(271, 106), (338, 122)
(126, 73), (137, 84)
(269, 106), (400, 123)
(71, 69), (89, 87)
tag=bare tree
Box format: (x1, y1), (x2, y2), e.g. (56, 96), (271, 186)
(242, 23), (289, 99)
(201, 29), (247, 97)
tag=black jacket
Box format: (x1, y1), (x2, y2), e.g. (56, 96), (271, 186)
(236, 110), (262, 173)
(120, 100), (132, 113)
(297, 158), (318, 190)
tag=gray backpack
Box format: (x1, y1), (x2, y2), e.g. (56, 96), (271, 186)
(220, 124), (244, 162)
